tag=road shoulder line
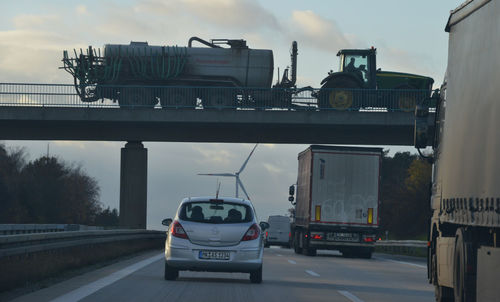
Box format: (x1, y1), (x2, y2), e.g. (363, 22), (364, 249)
(50, 253), (163, 302)
(305, 270), (320, 277)
(338, 290), (364, 302)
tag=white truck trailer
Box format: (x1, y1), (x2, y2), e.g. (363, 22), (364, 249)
(289, 145), (382, 258)
(414, 1), (500, 301)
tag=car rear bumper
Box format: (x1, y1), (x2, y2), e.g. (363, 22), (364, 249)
(166, 246), (263, 272)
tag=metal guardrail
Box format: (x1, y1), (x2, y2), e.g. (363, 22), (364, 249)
(375, 240), (427, 257)
(0, 229), (165, 257)
(0, 224), (104, 235)
(0, 83), (435, 112)
(375, 240), (427, 248)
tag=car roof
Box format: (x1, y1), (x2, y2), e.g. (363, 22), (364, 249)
(180, 196), (252, 206)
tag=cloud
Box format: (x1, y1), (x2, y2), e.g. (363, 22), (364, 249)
(192, 144), (235, 166)
(76, 5), (88, 15)
(137, 0), (280, 31)
(13, 14), (60, 29)
(263, 162), (283, 175)
(289, 10), (350, 53)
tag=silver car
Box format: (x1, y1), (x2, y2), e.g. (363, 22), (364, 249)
(162, 196), (269, 283)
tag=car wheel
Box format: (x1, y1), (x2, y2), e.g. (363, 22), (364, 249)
(250, 266), (263, 284)
(164, 261), (178, 281)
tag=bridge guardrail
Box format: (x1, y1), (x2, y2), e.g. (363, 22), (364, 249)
(0, 83), (436, 112)
(0, 229), (165, 257)
(0, 229), (166, 291)
(0, 224), (105, 235)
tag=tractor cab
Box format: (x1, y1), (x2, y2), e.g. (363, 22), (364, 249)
(337, 48), (377, 89)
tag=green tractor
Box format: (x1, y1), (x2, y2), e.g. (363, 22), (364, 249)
(317, 47), (434, 111)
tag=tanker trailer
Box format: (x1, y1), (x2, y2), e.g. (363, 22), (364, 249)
(61, 37), (297, 109)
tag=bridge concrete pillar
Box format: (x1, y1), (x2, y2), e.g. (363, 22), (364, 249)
(119, 141), (148, 229)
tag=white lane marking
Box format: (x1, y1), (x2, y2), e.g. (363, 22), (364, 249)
(377, 258), (426, 269)
(287, 259), (296, 264)
(276, 254), (283, 257)
(305, 269), (320, 277)
(338, 290), (364, 302)
(50, 253), (164, 302)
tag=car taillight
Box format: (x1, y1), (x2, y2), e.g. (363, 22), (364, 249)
(265, 231), (268, 238)
(170, 221), (188, 239)
(242, 223), (260, 241)
(289, 232), (291, 238)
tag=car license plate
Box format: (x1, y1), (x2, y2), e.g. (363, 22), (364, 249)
(199, 250), (230, 260)
(327, 232), (359, 242)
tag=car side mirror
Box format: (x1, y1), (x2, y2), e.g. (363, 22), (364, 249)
(259, 222), (270, 231)
(162, 218), (173, 226)
(414, 103), (429, 148)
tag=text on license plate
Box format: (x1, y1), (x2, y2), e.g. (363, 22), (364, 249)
(199, 250), (230, 260)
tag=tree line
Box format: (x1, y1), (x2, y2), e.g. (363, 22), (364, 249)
(379, 151), (432, 239)
(0, 144), (118, 226)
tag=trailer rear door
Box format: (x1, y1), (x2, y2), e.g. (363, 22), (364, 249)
(310, 150), (380, 226)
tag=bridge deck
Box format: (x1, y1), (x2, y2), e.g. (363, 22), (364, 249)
(0, 83), (435, 145)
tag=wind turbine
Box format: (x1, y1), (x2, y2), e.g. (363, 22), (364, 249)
(198, 144), (258, 200)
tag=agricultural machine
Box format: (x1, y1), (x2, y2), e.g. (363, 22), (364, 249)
(317, 48), (434, 111)
(61, 37), (297, 109)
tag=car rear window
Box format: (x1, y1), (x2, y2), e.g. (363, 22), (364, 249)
(179, 201), (253, 224)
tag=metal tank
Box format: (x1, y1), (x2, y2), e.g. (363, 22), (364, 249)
(102, 38), (273, 88)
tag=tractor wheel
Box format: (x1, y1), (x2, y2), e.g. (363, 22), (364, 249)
(318, 76), (361, 110)
(393, 85), (418, 112)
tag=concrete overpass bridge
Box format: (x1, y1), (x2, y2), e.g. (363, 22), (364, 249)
(0, 83), (436, 229)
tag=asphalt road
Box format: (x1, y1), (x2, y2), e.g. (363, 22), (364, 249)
(10, 248), (433, 302)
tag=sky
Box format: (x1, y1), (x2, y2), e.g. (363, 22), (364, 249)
(0, 0), (464, 229)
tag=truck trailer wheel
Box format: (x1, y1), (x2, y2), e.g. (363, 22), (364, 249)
(119, 87), (157, 108)
(358, 248), (373, 259)
(453, 228), (476, 302)
(432, 254), (454, 302)
(160, 88), (196, 109)
(294, 232), (302, 254)
(203, 91), (235, 110)
(304, 248), (317, 256)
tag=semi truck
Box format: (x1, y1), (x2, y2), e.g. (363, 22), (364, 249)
(414, 1), (500, 301)
(288, 145), (382, 258)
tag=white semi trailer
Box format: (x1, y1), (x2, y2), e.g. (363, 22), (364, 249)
(414, 1), (500, 301)
(289, 145), (382, 258)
